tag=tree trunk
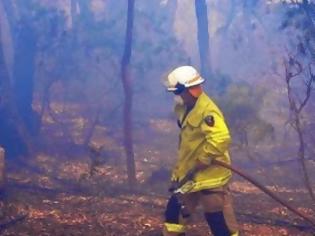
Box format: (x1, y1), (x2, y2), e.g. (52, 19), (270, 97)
(0, 22), (32, 158)
(121, 0), (136, 187)
(13, 19), (39, 135)
(295, 114), (315, 202)
(2, 1), (39, 136)
(77, 0), (94, 26)
(0, 147), (5, 193)
(83, 107), (102, 147)
(71, 0), (78, 27)
(195, 0), (211, 79)
(284, 59), (315, 203)
(1, 1), (15, 34)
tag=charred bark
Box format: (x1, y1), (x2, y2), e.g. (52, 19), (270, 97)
(121, 0), (136, 187)
(195, 0), (211, 79)
(0, 147), (5, 193)
(0, 23), (32, 158)
(2, 1), (39, 136)
(13, 19), (39, 135)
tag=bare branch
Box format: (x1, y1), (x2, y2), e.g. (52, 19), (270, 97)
(297, 65), (314, 113)
(283, 50), (315, 202)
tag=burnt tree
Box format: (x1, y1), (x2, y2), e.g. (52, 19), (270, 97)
(121, 0), (136, 187)
(195, 0), (211, 79)
(280, 0), (315, 203)
(0, 147), (5, 192)
(3, 1), (39, 136)
(13, 19), (38, 135)
(284, 55), (315, 202)
(0, 20), (32, 158)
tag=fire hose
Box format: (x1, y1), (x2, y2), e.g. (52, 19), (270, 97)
(171, 159), (315, 228)
(212, 159), (315, 228)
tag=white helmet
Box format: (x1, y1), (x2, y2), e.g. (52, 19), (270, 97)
(165, 66), (205, 94)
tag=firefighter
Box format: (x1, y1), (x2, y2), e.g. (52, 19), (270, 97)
(163, 66), (239, 236)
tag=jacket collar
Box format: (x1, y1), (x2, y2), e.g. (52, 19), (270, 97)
(176, 92), (209, 128)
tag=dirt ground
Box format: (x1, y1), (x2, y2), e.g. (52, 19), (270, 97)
(0, 118), (314, 236)
(0, 155), (314, 235)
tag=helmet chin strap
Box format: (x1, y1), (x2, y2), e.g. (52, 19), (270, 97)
(173, 83), (186, 95)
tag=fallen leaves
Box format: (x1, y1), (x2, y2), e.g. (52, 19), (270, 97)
(270, 207), (289, 216)
(230, 181), (260, 194)
(2, 146), (314, 236)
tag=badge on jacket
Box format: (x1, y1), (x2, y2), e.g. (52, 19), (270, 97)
(204, 115), (215, 127)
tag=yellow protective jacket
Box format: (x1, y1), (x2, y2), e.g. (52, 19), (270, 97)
(172, 92), (232, 192)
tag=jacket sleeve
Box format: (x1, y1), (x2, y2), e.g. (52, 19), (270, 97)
(198, 111), (231, 165)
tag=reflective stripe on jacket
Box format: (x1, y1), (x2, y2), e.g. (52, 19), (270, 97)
(172, 92), (232, 192)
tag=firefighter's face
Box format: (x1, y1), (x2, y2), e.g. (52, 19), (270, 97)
(180, 90), (190, 103)
(180, 89), (196, 108)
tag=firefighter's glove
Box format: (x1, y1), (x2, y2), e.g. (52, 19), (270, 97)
(168, 181), (179, 193)
(174, 180), (195, 194)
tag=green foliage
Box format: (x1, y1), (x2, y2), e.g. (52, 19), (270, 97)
(205, 71), (232, 96)
(205, 71), (274, 145)
(280, 1), (315, 59)
(218, 82), (275, 146)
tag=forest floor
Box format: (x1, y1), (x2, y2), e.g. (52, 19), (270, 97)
(0, 117), (315, 236)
